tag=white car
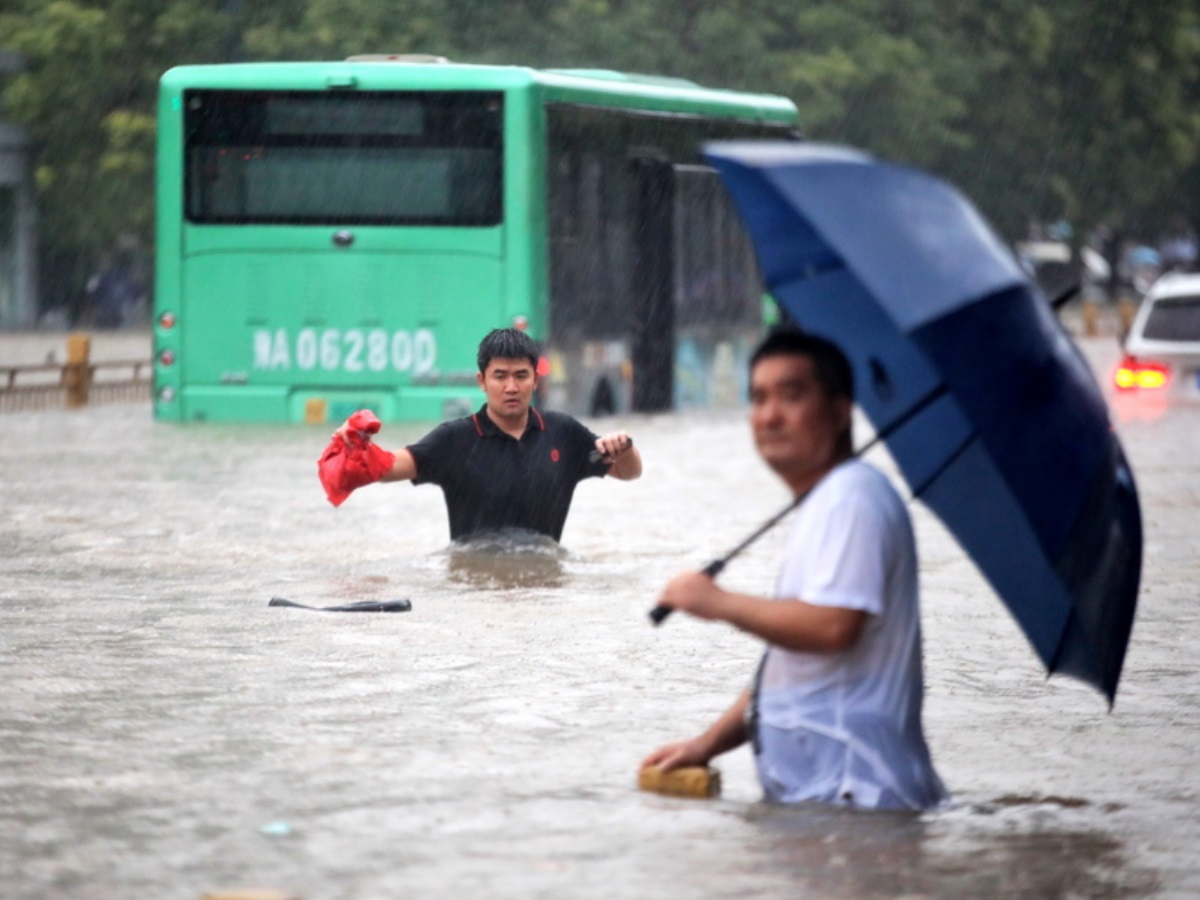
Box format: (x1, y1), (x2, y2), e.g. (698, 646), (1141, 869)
(1116, 272), (1200, 400)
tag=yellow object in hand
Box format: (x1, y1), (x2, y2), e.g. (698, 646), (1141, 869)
(637, 765), (721, 798)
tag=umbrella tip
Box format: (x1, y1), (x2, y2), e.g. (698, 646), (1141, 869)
(1049, 282), (1081, 311)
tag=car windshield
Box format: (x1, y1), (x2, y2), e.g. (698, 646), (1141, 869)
(1143, 295), (1200, 342)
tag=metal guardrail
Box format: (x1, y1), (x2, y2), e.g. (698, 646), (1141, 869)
(0, 334), (151, 413)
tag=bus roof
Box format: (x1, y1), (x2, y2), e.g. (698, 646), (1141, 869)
(159, 60), (799, 124)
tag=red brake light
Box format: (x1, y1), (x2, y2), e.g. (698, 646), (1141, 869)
(159, 349), (176, 367)
(1114, 356), (1169, 391)
(158, 311), (176, 329)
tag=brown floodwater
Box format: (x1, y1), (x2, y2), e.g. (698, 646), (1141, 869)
(0, 336), (1196, 899)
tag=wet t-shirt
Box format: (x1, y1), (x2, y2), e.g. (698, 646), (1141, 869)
(406, 404), (609, 541)
(755, 459), (948, 810)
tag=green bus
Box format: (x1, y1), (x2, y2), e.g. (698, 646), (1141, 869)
(153, 57), (799, 423)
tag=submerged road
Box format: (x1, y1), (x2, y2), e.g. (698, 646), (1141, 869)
(0, 329), (1197, 898)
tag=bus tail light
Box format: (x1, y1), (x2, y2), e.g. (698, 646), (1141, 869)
(1114, 356), (1169, 391)
(512, 315), (529, 331)
(159, 349), (176, 367)
(158, 311), (176, 330)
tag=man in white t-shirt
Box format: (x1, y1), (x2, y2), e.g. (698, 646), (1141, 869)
(642, 328), (947, 810)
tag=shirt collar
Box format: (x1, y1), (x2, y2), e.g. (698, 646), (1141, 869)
(472, 403), (545, 438)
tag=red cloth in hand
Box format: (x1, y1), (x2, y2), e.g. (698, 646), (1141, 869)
(317, 409), (396, 507)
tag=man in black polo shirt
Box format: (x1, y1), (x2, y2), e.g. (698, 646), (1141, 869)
(332, 328), (642, 542)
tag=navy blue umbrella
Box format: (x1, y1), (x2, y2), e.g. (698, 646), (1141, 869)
(705, 142), (1141, 704)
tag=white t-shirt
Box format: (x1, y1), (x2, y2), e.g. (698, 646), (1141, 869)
(754, 459), (947, 809)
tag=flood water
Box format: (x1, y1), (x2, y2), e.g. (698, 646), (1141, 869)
(1, 336), (1197, 899)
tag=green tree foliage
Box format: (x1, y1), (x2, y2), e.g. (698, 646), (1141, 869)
(935, 0), (1200, 239)
(1, 0), (1198, 316)
(0, 0), (229, 313)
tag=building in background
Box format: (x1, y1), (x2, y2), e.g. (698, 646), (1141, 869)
(0, 50), (38, 328)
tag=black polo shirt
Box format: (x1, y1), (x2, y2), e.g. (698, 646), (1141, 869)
(407, 404), (610, 541)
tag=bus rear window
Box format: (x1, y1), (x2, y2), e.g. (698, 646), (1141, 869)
(1143, 295), (1200, 342)
(184, 90), (503, 226)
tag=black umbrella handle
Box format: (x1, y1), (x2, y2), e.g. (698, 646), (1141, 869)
(650, 407), (936, 626)
(648, 558), (726, 625)
(647, 485), (815, 627)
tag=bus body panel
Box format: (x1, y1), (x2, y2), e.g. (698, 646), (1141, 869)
(154, 61), (799, 423)
(179, 248), (501, 392)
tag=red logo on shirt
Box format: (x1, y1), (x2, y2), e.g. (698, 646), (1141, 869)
(550, 449), (560, 462)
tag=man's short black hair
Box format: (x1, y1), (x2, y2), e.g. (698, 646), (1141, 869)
(750, 327), (855, 401)
(477, 328), (540, 373)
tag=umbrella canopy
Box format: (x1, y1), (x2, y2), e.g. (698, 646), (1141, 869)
(706, 142), (1141, 703)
